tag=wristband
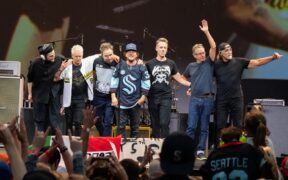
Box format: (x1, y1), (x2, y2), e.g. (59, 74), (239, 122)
(45, 149), (53, 158)
(82, 127), (90, 133)
(60, 146), (68, 153)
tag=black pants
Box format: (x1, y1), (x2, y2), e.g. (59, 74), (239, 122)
(33, 95), (61, 133)
(215, 97), (244, 144)
(148, 97), (172, 138)
(115, 105), (141, 139)
(65, 101), (86, 136)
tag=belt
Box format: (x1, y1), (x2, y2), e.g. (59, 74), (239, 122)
(200, 93), (215, 97)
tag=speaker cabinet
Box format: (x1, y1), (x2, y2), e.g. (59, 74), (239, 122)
(169, 113), (188, 133)
(0, 76), (24, 123)
(262, 106), (288, 157)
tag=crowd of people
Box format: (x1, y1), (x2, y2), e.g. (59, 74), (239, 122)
(0, 107), (287, 179)
(1, 19), (287, 179)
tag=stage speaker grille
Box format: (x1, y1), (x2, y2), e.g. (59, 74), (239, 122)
(0, 76), (24, 123)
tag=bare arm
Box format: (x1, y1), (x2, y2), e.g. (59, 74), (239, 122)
(173, 73), (191, 87)
(53, 59), (72, 81)
(199, 19), (216, 61)
(0, 125), (27, 180)
(81, 105), (97, 158)
(248, 52), (282, 68)
(27, 82), (32, 102)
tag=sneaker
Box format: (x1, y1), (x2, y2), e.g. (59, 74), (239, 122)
(196, 153), (207, 161)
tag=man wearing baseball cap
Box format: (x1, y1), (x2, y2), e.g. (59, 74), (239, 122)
(110, 42), (150, 139)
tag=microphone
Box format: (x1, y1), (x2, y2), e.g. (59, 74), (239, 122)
(143, 28), (147, 40)
(81, 34), (84, 45)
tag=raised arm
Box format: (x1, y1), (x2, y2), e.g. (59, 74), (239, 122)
(199, 19), (216, 61)
(248, 52), (282, 68)
(0, 124), (27, 180)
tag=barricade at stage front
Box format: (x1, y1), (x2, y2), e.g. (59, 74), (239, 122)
(44, 136), (163, 162)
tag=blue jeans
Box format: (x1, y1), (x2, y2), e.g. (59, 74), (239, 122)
(93, 96), (114, 136)
(186, 96), (214, 151)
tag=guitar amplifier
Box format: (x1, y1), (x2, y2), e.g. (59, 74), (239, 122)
(253, 99), (285, 106)
(0, 76), (24, 123)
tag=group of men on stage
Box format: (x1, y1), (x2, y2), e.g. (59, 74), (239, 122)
(27, 19), (282, 160)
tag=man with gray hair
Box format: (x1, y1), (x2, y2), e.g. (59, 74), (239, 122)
(55, 44), (94, 135)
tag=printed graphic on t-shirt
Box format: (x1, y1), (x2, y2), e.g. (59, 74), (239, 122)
(95, 66), (115, 94)
(151, 65), (171, 85)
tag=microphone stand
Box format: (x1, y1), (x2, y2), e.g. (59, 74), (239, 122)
(47, 34), (84, 46)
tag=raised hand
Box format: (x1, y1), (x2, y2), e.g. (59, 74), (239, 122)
(31, 127), (50, 154)
(199, 19), (209, 32)
(272, 52), (283, 60)
(68, 129), (82, 153)
(82, 105), (97, 129)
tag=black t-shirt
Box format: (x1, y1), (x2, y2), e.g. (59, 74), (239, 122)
(71, 64), (88, 102)
(200, 143), (274, 180)
(214, 57), (249, 100)
(146, 58), (178, 98)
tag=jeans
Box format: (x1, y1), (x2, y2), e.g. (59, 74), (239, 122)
(148, 97), (172, 138)
(65, 101), (86, 136)
(115, 105), (141, 139)
(215, 97), (244, 143)
(33, 95), (61, 133)
(186, 96), (214, 151)
(93, 96), (114, 136)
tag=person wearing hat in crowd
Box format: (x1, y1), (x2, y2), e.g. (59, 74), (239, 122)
(158, 132), (196, 179)
(214, 42), (283, 145)
(183, 19), (216, 161)
(110, 42), (150, 139)
(146, 37), (191, 138)
(27, 43), (68, 132)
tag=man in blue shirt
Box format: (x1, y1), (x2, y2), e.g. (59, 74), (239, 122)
(183, 20), (216, 160)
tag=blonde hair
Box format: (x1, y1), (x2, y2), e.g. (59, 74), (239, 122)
(71, 44), (83, 54)
(192, 44), (204, 55)
(156, 37), (168, 46)
(99, 42), (113, 53)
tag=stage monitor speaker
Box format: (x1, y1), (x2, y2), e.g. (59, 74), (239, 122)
(0, 76), (24, 123)
(169, 113), (188, 133)
(262, 106), (288, 157)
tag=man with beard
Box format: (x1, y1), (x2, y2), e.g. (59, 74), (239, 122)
(110, 43), (150, 139)
(214, 43), (282, 145)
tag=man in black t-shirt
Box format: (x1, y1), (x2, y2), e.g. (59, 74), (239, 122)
(57, 45), (93, 136)
(146, 38), (191, 138)
(214, 42), (282, 145)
